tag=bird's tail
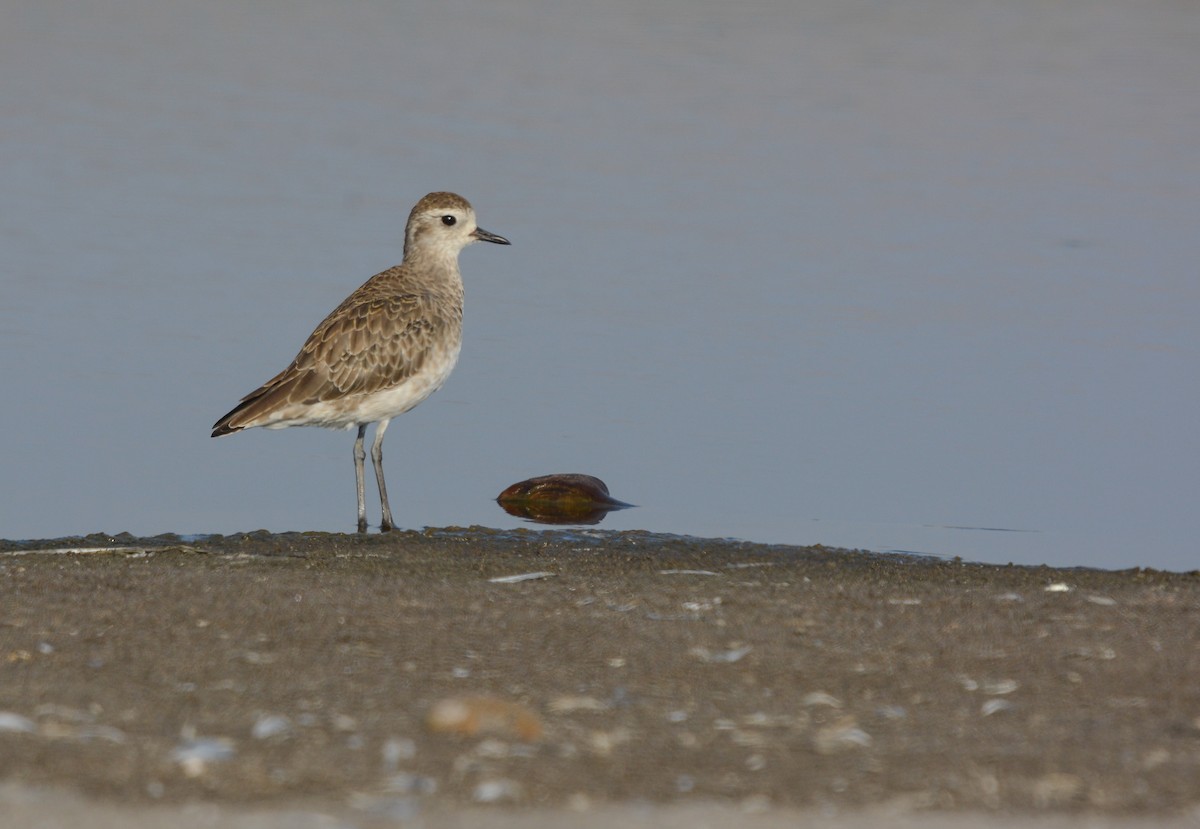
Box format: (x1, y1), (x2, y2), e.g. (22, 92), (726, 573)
(211, 366), (304, 437)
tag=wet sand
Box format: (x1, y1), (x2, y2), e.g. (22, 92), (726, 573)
(1, 529), (1197, 827)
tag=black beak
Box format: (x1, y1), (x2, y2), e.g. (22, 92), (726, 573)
(473, 227), (511, 245)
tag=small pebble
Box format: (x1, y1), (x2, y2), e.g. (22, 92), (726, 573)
(474, 738), (511, 759)
(801, 691), (843, 708)
(170, 737), (236, 777)
(731, 729), (768, 748)
(982, 679), (1019, 695)
(813, 717), (871, 754)
(0, 712), (36, 733)
(689, 645), (752, 664)
(472, 778), (523, 804)
(586, 728), (632, 756)
(489, 571), (555, 584)
(332, 713), (359, 732)
(1141, 747), (1170, 771)
(381, 736), (417, 771)
(548, 696), (610, 713)
(982, 699), (1015, 716)
(251, 714), (292, 740)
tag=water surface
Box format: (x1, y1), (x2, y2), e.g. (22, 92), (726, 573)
(1, 1), (1197, 569)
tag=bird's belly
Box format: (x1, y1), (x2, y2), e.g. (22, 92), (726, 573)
(266, 347), (461, 430)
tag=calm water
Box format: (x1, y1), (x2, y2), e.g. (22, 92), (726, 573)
(2, 1), (1197, 570)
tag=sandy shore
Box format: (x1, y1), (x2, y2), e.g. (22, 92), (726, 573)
(1, 529), (1197, 827)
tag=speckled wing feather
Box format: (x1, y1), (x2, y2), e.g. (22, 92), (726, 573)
(306, 292), (442, 399)
(212, 266), (461, 433)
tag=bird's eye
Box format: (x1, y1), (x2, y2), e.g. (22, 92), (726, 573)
(441, 215), (456, 226)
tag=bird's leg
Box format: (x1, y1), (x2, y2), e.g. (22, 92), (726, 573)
(372, 419), (395, 532)
(354, 424), (368, 533)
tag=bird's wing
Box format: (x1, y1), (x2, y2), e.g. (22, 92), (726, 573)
(296, 292), (446, 400)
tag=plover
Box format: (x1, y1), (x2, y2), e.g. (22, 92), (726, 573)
(212, 192), (510, 532)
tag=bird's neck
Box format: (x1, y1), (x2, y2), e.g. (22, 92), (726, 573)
(402, 246), (463, 278)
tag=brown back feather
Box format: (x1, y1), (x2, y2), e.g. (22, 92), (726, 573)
(211, 264), (463, 436)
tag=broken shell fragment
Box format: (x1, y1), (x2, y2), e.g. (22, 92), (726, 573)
(426, 695), (543, 742)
